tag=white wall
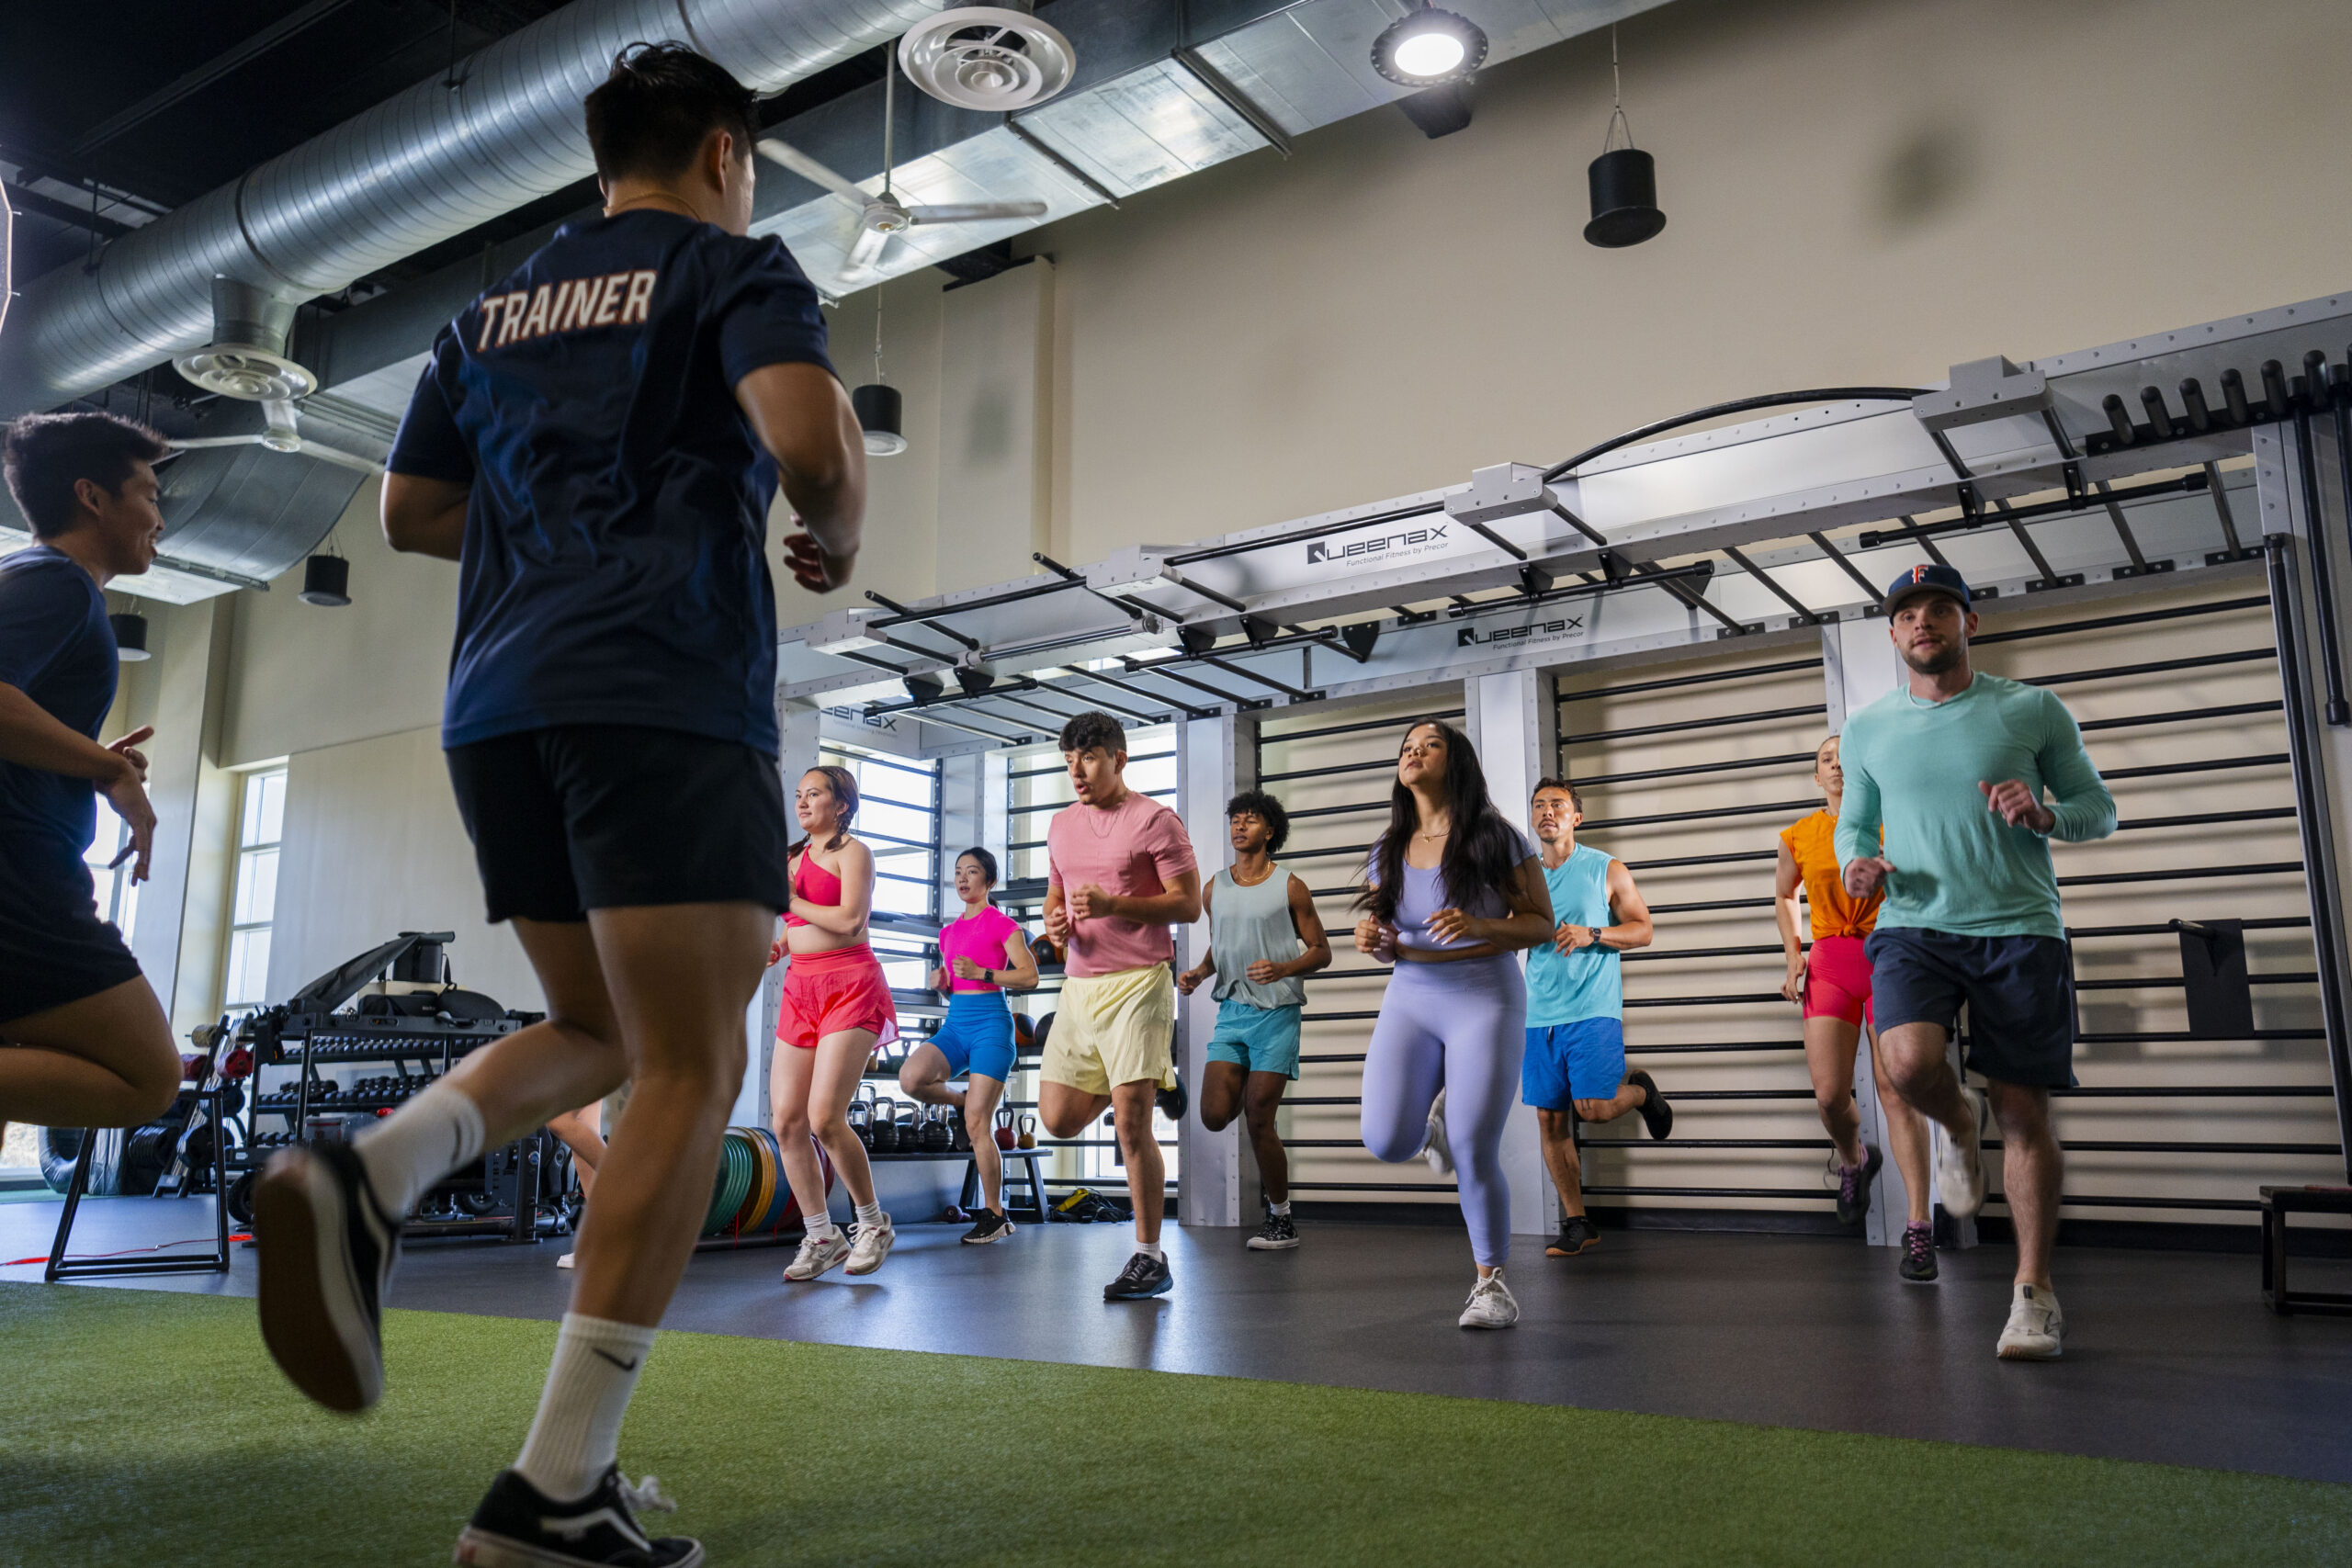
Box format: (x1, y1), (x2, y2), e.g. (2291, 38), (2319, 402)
(268, 725), (543, 1010)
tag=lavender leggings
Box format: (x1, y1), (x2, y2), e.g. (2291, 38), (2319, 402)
(1359, 953), (1527, 1267)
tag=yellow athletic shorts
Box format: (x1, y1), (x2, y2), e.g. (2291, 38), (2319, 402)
(1045, 963), (1177, 1096)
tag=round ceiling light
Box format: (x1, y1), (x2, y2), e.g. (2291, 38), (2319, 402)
(1371, 6), (1487, 87)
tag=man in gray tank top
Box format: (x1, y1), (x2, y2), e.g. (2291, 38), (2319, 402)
(1177, 789), (1331, 1249)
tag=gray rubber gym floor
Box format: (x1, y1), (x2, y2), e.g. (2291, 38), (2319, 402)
(7, 1195), (2348, 1484)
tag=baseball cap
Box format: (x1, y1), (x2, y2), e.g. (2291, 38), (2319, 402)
(1883, 562), (1972, 614)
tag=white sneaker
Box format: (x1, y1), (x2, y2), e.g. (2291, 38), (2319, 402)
(1422, 1090), (1453, 1176)
(1933, 1083), (1988, 1218)
(783, 1227), (852, 1281)
(1458, 1269), (1518, 1329)
(556, 1252), (575, 1270)
(1997, 1283), (2064, 1359)
(846, 1214), (896, 1276)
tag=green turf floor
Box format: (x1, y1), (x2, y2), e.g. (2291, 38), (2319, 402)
(2, 1281), (2346, 1567)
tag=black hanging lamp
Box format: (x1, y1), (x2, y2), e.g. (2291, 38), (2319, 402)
(108, 608), (151, 661)
(300, 532), (351, 606)
(1584, 27), (1666, 249)
(852, 289), (908, 457)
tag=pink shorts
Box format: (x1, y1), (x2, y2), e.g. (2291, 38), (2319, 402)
(777, 944), (899, 1051)
(1804, 934), (1874, 1028)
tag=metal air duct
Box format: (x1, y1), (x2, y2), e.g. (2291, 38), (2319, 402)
(0, 0), (945, 417)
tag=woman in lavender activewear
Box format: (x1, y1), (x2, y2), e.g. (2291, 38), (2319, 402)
(1354, 718), (1555, 1330)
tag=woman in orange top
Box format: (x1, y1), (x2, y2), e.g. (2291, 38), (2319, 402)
(1776, 735), (1935, 1281)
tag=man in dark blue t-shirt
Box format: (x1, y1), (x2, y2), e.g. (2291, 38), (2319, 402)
(0, 412), (179, 1137)
(252, 43), (865, 1568)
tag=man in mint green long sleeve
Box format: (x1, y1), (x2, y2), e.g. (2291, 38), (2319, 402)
(1836, 564), (2115, 1363)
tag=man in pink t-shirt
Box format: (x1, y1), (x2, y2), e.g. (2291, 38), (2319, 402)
(1040, 710), (1203, 1302)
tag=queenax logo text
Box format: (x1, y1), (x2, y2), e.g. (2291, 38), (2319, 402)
(1306, 525), (1448, 566)
(1457, 616), (1585, 649)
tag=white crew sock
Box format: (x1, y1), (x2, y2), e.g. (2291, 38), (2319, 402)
(514, 1313), (657, 1503)
(1269, 1200), (1291, 1217)
(1136, 1239), (1164, 1260)
(352, 1078), (485, 1217)
(803, 1209), (841, 1240)
(854, 1201), (884, 1230)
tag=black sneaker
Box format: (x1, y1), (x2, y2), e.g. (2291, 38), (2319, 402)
(961, 1210), (1014, 1244)
(254, 1142), (401, 1413)
(1627, 1070), (1673, 1140)
(1545, 1215), (1600, 1257)
(455, 1465), (702, 1566)
(1833, 1146), (1884, 1226)
(1155, 1070), (1188, 1122)
(1247, 1210), (1299, 1250)
(1900, 1221), (1939, 1283)
(1103, 1250), (1172, 1300)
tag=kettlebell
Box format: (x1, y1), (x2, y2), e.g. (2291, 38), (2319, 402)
(993, 1107), (1016, 1150)
(951, 1114), (973, 1153)
(897, 1103), (920, 1151)
(1017, 1113), (1038, 1150)
(847, 1098), (872, 1149)
(869, 1097), (900, 1154)
(922, 1105), (955, 1154)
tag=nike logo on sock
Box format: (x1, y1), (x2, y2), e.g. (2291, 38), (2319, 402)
(591, 1348), (639, 1372)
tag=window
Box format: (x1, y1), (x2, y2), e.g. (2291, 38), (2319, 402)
(818, 743), (940, 992)
(221, 768), (287, 1010)
(82, 795), (140, 944)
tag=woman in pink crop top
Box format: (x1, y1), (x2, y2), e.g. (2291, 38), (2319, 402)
(767, 765), (899, 1281)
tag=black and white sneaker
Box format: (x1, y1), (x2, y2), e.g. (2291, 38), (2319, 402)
(1155, 1070), (1189, 1122)
(961, 1210), (1014, 1244)
(1247, 1210), (1298, 1250)
(254, 1142), (401, 1413)
(1627, 1070), (1673, 1140)
(1103, 1251), (1173, 1301)
(455, 1465), (702, 1566)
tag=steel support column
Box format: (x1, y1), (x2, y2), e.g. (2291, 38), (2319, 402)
(1177, 711), (1256, 1227)
(1465, 668), (1555, 1241)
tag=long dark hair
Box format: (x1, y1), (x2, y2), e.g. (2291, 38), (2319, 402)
(1353, 717), (1524, 922)
(791, 765), (859, 859)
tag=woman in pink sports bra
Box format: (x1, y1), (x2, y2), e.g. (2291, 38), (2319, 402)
(767, 765), (899, 1283)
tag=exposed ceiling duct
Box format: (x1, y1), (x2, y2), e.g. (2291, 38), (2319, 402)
(0, 0), (948, 418)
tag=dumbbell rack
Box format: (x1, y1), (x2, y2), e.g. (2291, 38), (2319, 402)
(252, 1012), (548, 1243)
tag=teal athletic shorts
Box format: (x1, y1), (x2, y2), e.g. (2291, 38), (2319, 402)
(1205, 998), (1303, 1079)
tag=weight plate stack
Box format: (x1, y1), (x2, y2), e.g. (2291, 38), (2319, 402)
(736, 1129), (776, 1232)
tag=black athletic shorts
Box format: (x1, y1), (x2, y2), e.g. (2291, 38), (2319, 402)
(1865, 927), (2077, 1089)
(445, 725), (790, 924)
(0, 842), (143, 1026)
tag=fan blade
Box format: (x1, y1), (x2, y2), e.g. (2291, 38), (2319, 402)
(167, 435), (266, 449)
(755, 140), (867, 203)
(298, 442), (387, 477)
(905, 201), (1048, 225)
(843, 222), (894, 275)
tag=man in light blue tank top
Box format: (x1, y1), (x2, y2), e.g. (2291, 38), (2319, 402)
(1177, 789), (1331, 1250)
(1524, 779), (1673, 1258)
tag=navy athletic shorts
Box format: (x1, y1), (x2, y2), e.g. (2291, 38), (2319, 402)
(0, 843), (143, 1026)
(446, 725), (790, 924)
(1866, 927), (2077, 1089)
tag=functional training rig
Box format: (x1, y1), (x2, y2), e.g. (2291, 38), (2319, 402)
(775, 292), (2352, 1237)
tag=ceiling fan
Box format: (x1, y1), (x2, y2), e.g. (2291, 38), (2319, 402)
(168, 399), (383, 476)
(756, 50), (1046, 281)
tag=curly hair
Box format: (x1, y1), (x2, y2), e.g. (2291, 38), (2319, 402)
(1224, 789), (1290, 854)
(1057, 709), (1126, 757)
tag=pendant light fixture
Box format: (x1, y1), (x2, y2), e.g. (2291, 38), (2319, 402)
(852, 286), (907, 457)
(300, 531), (351, 606)
(1584, 27), (1666, 248)
(108, 607), (151, 661)
(1371, 3), (1487, 87)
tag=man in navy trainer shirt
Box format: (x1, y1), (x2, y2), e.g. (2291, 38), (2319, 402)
(253, 43), (865, 1568)
(0, 412), (179, 1136)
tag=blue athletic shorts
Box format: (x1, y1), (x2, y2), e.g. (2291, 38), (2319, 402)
(929, 990), (1016, 1082)
(1866, 928), (2076, 1089)
(1522, 1018), (1625, 1109)
(1205, 998), (1303, 1079)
